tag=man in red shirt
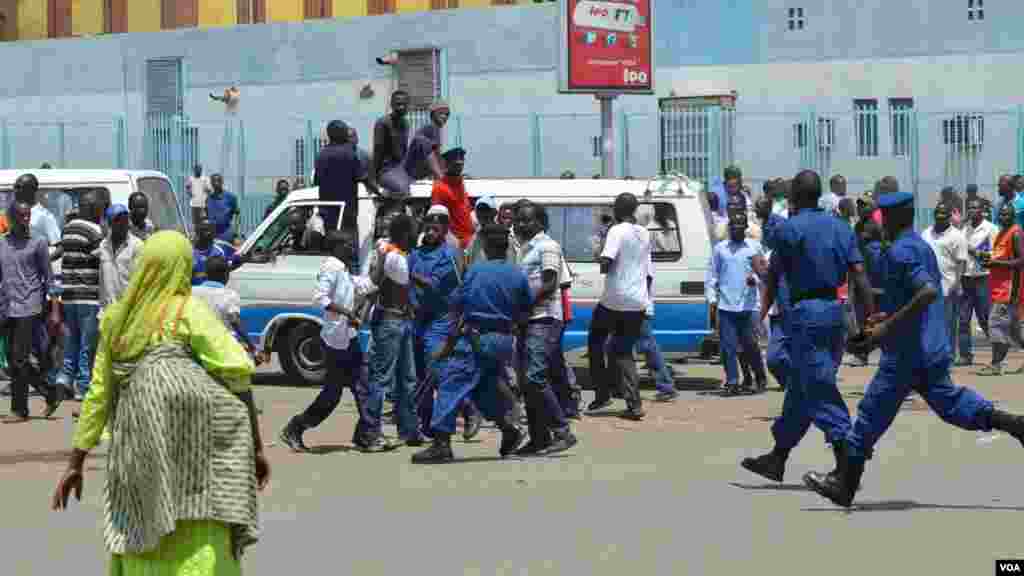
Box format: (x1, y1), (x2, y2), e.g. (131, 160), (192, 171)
(431, 148), (475, 249)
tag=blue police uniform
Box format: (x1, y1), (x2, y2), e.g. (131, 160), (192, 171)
(847, 197), (994, 461)
(802, 192), (1024, 508)
(769, 206), (860, 451)
(428, 261), (533, 435)
(408, 240), (463, 431)
(762, 213), (791, 390)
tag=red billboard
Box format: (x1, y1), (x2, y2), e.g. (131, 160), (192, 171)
(559, 0), (654, 94)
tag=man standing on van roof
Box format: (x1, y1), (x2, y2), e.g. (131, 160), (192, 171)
(430, 148), (475, 249)
(372, 91), (411, 187)
(315, 120), (376, 236)
(741, 170), (874, 485)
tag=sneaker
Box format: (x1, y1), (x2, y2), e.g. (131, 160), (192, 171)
(975, 364), (1003, 376)
(544, 429), (578, 455)
(499, 427), (524, 458)
(586, 396), (614, 412)
(279, 421), (309, 452)
(357, 437), (398, 453)
(655, 390), (680, 403)
(954, 357), (973, 367)
(42, 397), (62, 419)
(462, 412), (482, 441)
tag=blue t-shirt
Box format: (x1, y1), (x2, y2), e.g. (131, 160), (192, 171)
(206, 191), (239, 242)
(452, 262), (533, 326)
(770, 208), (862, 299)
(192, 244), (227, 286)
(878, 230), (950, 369)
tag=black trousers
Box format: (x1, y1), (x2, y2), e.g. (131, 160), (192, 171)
(7, 315), (57, 416)
(587, 304), (644, 409)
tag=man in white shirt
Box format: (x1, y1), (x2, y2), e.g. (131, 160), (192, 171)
(280, 229), (384, 453)
(922, 202), (969, 362)
(185, 164), (210, 234)
(958, 197), (999, 366)
(585, 193), (652, 421)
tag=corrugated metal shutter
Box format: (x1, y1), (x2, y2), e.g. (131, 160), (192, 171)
(397, 49), (438, 110)
(147, 58), (183, 116)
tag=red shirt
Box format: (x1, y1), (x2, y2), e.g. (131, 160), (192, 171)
(871, 208), (884, 226)
(431, 177), (474, 248)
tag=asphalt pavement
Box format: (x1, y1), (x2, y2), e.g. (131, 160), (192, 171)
(3, 351), (1024, 575)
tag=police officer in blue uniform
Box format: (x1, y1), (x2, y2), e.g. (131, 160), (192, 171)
(804, 191), (1024, 507)
(412, 224), (532, 463)
(741, 170), (876, 483)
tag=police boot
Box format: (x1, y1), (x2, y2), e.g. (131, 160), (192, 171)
(411, 433), (454, 464)
(463, 411), (483, 441)
(989, 409), (1024, 448)
(279, 417), (309, 453)
(803, 441), (864, 508)
(499, 425), (525, 458)
(740, 447), (788, 483)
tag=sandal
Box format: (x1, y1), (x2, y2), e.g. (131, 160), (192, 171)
(975, 365), (1002, 376)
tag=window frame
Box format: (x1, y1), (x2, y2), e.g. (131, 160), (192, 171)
(888, 98), (914, 158)
(853, 98), (879, 158)
(540, 202), (683, 264)
(136, 177), (185, 234)
(968, 0), (983, 21)
(249, 200), (346, 259)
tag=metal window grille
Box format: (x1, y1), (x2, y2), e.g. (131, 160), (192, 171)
(396, 49), (440, 110)
(889, 98), (914, 157)
(854, 99), (879, 157)
(968, 0), (983, 21)
(295, 137), (326, 178)
(787, 7), (804, 30)
(943, 114), (984, 148)
(792, 117), (834, 149)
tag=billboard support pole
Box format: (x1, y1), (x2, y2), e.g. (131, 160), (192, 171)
(598, 94), (617, 178)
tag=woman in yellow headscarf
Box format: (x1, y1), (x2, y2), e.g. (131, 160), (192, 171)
(51, 231), (270, 576)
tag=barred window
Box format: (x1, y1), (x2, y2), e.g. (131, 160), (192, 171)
(854, 99), (879, 157)
(889, 98), (914, 157)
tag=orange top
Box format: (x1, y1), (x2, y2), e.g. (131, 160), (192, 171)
(0, 214), (8, 235)
(990, 225), (1021, 305)
(431, 177), (475, 248)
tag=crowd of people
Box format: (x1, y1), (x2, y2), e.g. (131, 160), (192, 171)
(32, 86), (1024, 574)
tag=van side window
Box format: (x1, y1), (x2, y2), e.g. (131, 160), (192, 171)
(251, 205), (332, 255)
(544, 202), (682, 263)
(41, 187), (111, 230)
(136, 177), (184, 233)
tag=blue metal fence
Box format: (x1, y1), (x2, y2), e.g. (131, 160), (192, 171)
(4, 104), (1024, 237)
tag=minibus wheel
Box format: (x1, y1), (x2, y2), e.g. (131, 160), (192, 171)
(277, 320), (327, 386)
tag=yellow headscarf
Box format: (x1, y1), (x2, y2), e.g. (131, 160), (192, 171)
(108, 230), (194, 362)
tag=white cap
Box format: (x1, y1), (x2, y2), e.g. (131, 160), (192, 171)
(426, 205), (450, 218)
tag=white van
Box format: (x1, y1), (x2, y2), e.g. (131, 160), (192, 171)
(0, 169), (186, 233)
(231, 176), (715, 385)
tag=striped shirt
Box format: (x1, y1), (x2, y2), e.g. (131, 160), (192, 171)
(59, 218), (103, 305)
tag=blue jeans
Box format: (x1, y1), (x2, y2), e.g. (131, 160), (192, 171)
(58, 302), (99, 395)
(430, 332), (518, 435)
(370, 319), (420, 441)
(771, 300), (851, 451)
(847, 360), (993, 459)
(607, 317), (674, 394)
(718, 310), (766, 386)
(521, 319), (570, 445)
(959, 276), (990, 362)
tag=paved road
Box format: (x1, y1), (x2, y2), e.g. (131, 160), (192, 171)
(3, 352), (1024, 575)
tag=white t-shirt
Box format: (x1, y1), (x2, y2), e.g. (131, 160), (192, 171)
(188, 176), (211, 208)
(922, 225), (969, 297)
(962, 219), (998, 277)
(383, 250), (410, 285)
(599, 221), (653, 312)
